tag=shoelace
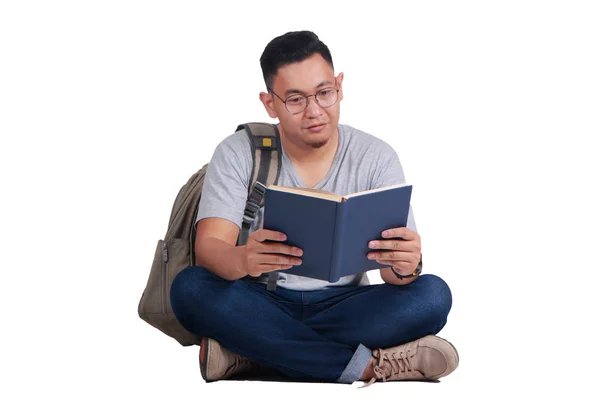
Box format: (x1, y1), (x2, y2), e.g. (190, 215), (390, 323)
(361, 349), (413, 388)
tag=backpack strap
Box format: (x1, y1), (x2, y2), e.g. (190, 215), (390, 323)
(235, 123), (282, 291)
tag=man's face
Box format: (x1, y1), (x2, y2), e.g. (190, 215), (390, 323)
(260, 54), (344, 149)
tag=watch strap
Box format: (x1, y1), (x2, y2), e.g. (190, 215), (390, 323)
(390, 254), (423, 280)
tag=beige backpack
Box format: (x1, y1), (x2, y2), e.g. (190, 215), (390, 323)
(138, 123), (282, 346)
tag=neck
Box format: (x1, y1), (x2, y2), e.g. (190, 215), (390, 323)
(279, 125), (339, 165)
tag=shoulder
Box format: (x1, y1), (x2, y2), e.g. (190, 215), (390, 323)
(205, 128), (254, 184)
(214, 129), (252, 154)
(210, 128), (255, 168)
(339, 124), (398, 158)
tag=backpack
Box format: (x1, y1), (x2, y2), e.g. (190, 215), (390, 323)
(137, 122), (282, 346)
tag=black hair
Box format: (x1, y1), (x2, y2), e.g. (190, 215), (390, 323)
(260, 31), (334, 89)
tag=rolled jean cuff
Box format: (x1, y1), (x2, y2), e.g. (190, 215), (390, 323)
(337, 344), (372, 384)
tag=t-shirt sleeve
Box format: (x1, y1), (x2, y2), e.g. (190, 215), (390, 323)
(371, 143), (418, 232)
(195, 134), (252, 230)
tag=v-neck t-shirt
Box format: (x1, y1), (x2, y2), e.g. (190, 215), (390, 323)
(196, 124), (417, 291)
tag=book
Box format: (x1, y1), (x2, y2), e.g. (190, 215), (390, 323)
(262, 183), (412, 282)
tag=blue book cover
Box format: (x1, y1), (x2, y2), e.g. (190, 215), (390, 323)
(263, 183), (413, 282)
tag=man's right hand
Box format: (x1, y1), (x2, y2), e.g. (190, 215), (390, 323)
(242, 229), (303, 277)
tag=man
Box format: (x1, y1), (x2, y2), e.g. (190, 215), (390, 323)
(170, 31), (458, 387)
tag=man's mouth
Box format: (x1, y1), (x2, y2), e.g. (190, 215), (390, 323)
(305, 123), (326, 133)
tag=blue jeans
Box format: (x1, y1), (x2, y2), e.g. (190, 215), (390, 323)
(170, 266), (452, 383)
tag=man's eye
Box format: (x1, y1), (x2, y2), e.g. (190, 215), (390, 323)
(287, 97), (304, 104)
(319, 89), (337, 98)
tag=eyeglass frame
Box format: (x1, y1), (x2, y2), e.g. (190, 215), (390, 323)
(266, 85), (340, 114)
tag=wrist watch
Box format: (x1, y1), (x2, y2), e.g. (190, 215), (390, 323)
(390, 254), (423, 280)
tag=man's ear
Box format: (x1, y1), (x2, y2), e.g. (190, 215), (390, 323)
(336, 72), (344, 102)
(259, 91), (278, 119)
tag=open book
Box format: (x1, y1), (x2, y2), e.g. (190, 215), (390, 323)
(263, 183), (412, 282)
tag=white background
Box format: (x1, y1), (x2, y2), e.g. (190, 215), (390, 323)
(1, 1), (599, 398)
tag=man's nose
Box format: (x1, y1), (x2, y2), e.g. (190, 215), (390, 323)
(304, 95), (322, 117)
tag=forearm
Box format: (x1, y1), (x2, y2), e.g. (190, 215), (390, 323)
(195, 236), (248, 281)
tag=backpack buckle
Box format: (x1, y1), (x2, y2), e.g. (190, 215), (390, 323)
(253, 136), (278, 150)
(242, 214), (255, 225)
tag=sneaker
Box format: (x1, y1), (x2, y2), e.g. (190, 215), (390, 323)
(362, 335), (459, 387)
(199, 337), (262, 382)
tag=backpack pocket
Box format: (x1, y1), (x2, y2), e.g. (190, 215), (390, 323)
(163, 237), (192, 310)
(138, 239), (169, 316)
(139, 238), (191, 315)
(138, 238), (200, 345)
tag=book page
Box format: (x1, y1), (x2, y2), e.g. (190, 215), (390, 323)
(343, 183), (411, 199)
(267, 185), (344, 202)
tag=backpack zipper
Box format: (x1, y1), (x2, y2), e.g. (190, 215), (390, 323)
(162, 241), (169, 314)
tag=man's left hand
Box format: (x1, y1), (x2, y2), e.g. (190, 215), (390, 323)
(367, 227), (421, 275)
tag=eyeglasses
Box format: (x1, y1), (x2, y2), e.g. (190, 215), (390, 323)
(267, 86), (339, 114)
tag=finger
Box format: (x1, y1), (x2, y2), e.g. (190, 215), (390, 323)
(368, 250), (413, 262)
(260, 242), (304, 257)
(258, 254), (303, 267)
(256, 264), (299, 273)
(251, 261), (301, 275)
(381, 227), (419, 240)
(252, 229), (288, 243)
(379, 260), (415, 269)
(369, 239), (416, 252)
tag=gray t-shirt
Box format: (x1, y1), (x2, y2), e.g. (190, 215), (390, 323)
(196, 124), (417, 291)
